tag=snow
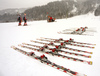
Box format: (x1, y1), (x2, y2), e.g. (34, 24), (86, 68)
(0, 13), (100, 76)
(71, 4), (77, 13)
(74, 0), (77, 2)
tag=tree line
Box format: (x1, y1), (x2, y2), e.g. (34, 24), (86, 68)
(0, 0), (100, 22)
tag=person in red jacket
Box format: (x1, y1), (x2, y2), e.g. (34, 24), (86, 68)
(47, 16), (55, 22)
(17, 14), (22, 26)
(23, 13), (27, 26)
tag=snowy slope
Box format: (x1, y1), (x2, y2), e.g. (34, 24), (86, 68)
(0, 13), (100, 76)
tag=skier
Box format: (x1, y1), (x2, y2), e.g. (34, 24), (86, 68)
(23, 13), (27, 26)
(17, 14), (22, 26)
(47, 16), (55, 22)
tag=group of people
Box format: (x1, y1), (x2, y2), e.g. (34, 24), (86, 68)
(17, 13), (27, 26)
(17, 13), (56, 26)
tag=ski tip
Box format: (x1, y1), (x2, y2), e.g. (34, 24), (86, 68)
(92, 47), (95, 49)
(37, 38), (41, 40)
(57, 31), (61, 34)
(89, 61), (93, 65)
(90, 52), (93, 54)
(77, 73), (87, 76)
(11, 46), (16, 49)
(11, 46), (13, 48)
(30, 40), (32, 41)
(36, 38), (39, 40)
(22, 43), (26, 45)
(11, 46), (15, 48)
(94, 44), (96, 46)
(88, 56), (91, 58)
(18, 44), (22, 46)
(40, 37), (44, 39)
(30, 40), (33, 42)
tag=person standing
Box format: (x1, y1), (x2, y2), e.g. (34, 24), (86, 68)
(17, 14), (22, 26)
(23, 13), (27, 26)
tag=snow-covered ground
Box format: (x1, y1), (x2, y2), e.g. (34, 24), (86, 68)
(0, 13), (100, 76)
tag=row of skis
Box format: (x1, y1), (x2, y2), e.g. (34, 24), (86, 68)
(58, 27), (96, 36)
(11, 37), (96, 76)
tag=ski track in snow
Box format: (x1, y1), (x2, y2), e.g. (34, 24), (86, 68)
(0, 14), (100, 76)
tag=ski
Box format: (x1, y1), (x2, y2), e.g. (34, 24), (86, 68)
(18, 44), (92, 65)
(58, 27), (88, 35)
(36, 39), (95, 49)
(57, 31), (82, 35)
(57, 32), (94, 36)
(63, 27), (88, 31)
(40, 37), (96, 46)
(58, 26), (96, 36)
(63, 27), (96, 32)
(30, 40), (93, 54)
(11, 46), (87, 76)
(22, 43), (91, 58)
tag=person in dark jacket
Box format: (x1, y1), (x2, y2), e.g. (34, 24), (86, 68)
(17, 14), (22, 26)
(23, 13), (27, 26)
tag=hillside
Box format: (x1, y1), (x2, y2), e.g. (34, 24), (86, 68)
(24, 0), (100, 20)
(0, 8), (27, 15)
(0, 0), (100, 22)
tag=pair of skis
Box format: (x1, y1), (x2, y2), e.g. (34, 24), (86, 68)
(11, 37), (95, 76)
(36, 38), (95, 49)
(18, 43), (92, 65)
(58, 27), (95, 36)
(16, 37), (93, 65)
(63, 27), (96, 33)
(11, 46), (86, 76)
(21, 43), (91, 58)
(40, 37), (96, 46)
(58, 27), (87, 35)
(30, 40), (93, 54)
